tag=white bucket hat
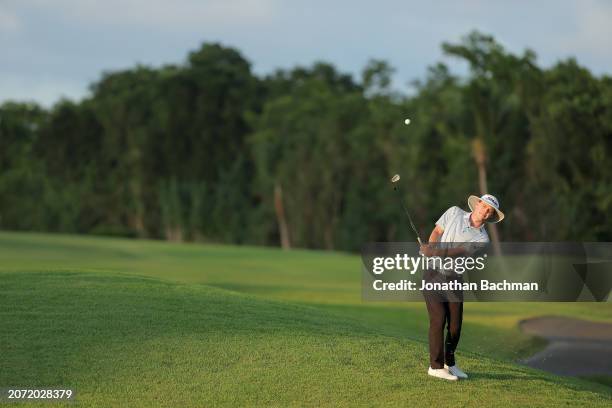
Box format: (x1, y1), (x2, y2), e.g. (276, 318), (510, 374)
(468, 194), (505, 223)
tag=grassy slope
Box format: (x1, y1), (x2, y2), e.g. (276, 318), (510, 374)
(2, 271), (610, 407)
(2, 232), (609, 360)
(1, 232), (611, 406)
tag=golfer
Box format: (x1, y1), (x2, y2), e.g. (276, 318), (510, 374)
(420, 194), (504, 381)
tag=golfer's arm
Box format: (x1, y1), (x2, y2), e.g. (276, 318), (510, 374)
(426, 225), (466, 257)
(424, 226), (445, 256)
(428, 225), (443, 244)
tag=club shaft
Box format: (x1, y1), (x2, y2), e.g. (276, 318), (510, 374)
(394, 186), (423, 244)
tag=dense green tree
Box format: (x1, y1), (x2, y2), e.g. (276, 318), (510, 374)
(526, 59), (612, 240)
(0, 102), (48, 230)
(1, 35), (610, 247)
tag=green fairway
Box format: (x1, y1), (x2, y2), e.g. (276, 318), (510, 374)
(1, 232), (611, 406)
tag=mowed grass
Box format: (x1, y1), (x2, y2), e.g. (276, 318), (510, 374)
(1, 231), (611, 406)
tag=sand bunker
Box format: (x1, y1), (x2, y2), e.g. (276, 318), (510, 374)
(519, 316), (612, 376)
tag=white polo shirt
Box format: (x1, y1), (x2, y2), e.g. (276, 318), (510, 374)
(436, 206), (490, 243)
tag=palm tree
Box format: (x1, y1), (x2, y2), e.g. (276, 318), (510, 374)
(472, 137), (501, 254)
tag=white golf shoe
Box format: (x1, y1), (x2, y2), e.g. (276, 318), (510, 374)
(445, 364), (468, 379)
(428, 366), (458, 381)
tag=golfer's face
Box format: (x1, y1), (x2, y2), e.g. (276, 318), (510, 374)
(475, 200), (495, 220)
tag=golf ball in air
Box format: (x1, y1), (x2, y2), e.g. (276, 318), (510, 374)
(404, 118), (411, 125)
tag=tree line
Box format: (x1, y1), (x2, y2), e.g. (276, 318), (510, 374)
(1, 31), (611, 251)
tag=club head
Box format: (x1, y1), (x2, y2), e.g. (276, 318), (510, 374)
(391, 174), (400, 183)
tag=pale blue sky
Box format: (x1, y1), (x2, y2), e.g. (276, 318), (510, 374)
(2, 0), (611, 106)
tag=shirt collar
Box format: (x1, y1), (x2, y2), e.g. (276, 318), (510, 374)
(465, 212), (483, 231)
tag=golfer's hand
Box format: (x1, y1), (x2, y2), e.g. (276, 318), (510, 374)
(420, 244), (433, 257)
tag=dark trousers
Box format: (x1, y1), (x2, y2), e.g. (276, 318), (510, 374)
(422, 269), (464, 369)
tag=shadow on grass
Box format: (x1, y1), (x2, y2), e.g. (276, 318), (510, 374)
(579, 375), (612, 388)
(470, 370), (612, 397)
(469, 371), (552, 382)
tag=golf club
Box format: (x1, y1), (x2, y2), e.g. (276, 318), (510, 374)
(390, 174), (423, 245)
